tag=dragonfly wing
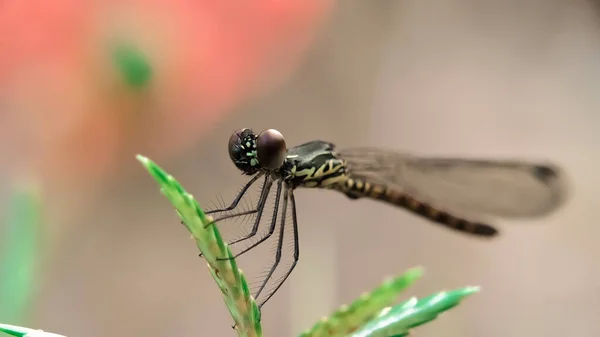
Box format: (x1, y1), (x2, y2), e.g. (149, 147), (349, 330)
(338, 148), (569, 219)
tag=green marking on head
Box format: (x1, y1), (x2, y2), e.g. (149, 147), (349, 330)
(245, 150), (259, 167)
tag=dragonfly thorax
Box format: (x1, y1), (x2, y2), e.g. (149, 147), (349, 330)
(282, 140), (348, 188)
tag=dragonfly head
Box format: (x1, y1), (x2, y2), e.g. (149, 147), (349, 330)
(228, 128), (287, 174)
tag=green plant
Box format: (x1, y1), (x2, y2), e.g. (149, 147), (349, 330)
(135, 155), (478, 337)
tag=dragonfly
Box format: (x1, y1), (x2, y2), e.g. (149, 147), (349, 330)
(204, 128), (568, 309)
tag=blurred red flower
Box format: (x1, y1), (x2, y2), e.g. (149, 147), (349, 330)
(0, 0), (333, 190)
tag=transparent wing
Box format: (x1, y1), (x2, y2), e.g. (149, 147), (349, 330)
(338, 147), (569, 219)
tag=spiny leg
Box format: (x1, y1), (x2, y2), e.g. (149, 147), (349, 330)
(182, 173), (265, 230)
(203, 176), (272, 229)
(258, 189), (299, 309)
(206, 172), (265, 215)
(253, 186), (289, 303)
(198, 176), (272, 258)
(217, 180), (283, 261)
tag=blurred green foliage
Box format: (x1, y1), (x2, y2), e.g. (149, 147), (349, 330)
(113, 43), (153, 88)
(0, 183), (41, 325)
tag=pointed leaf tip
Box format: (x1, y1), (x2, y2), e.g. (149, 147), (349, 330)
(0, 323), (27, 337)
(0, 324), (66, 337)
(404, 266), (424, 279)
(460, 286), (481, 296)
(136, 154), (148, 163)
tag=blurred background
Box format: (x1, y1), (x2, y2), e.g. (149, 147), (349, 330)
(0, 1), (599, 336)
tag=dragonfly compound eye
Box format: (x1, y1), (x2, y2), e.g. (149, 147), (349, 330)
(228, 128), (247, 160)
(257, 129), (287, 170)
(228, 128), (260, 174)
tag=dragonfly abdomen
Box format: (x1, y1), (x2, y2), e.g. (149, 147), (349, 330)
(341, 177), (499, 237)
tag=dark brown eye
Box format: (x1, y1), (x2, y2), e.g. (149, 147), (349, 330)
(228, 128), (248, 161)
(257, 129), (286, 170)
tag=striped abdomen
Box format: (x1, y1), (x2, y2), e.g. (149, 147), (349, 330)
(340, 177), (498, 237)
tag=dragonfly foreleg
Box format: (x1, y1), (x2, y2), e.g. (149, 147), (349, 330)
(203, 177), (273, 229)
(205, 172), (265, 215)
(196, 176), (273, 258)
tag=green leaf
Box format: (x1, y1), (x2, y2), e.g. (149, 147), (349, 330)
(0, 183), (41, 324)
(0, 323), (65, 337)
(299, 267), (423, 337)
(349, 287), (479, 337)
(136, 155), (262, 337)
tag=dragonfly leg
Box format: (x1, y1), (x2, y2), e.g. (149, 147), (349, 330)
(258, 189), (299, 309)
(203, 177), (272, 229)
(252, 187), (288, 302)
(197, 177), (273, 258)
(204, 172), (265, 215)
(216, 180), (284, 261)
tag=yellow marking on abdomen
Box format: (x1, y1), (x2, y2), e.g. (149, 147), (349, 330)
(363, 182), (372, 194)
(405, 196), (421, 210)
(370, 184), (385, 198)
(346, 178), (355, 189)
